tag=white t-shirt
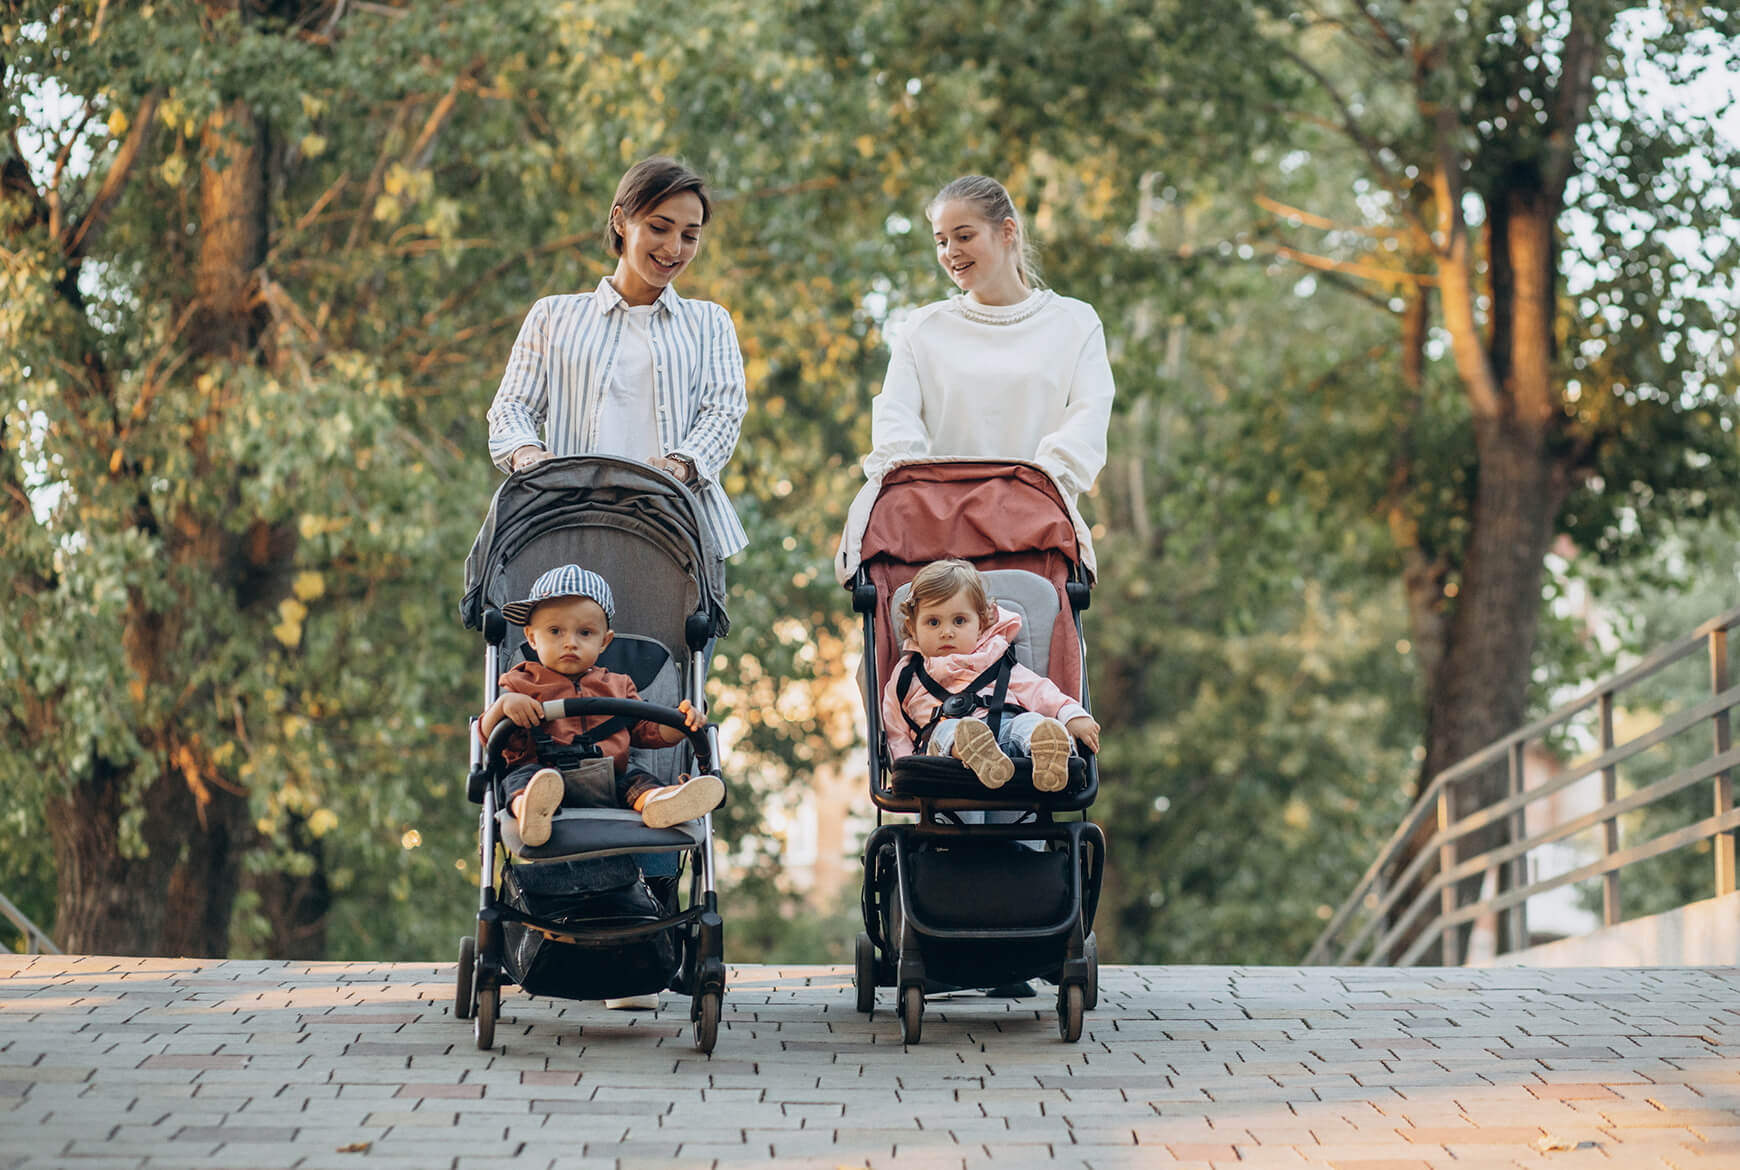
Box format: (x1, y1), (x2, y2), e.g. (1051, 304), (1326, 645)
(593, 303), (660, 462)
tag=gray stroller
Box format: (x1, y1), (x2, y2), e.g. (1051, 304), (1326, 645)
(457, 456), (729, 1052)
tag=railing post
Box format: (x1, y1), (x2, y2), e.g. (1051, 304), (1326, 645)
(1599, 693), (1621, 927)
(1437, 784), (1459, 966)
(1713, 627), (1735, 897)
(1507, 741), (1529, 953)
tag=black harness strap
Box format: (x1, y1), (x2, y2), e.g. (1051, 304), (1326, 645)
(529, 715), (632, 760)
(895, 645), (1023, 752)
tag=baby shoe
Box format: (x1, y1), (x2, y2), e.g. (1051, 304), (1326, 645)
(639, 774), (724, 829)
(953, 719), (1015, 788)
(1028, 719), (1072, 792)
(516, 767), (564, 847)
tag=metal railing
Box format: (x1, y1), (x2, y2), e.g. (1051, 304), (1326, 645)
(1306, 604), (1740, 967)
(0, 891), (60, 955)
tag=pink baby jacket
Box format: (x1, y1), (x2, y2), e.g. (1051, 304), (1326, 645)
(881, 604), (1088, 759)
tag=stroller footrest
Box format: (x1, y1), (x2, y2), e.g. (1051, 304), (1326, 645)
(889, 754), (1085, 800)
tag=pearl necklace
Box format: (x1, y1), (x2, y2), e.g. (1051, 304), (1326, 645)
(950, 290), (1052, 326)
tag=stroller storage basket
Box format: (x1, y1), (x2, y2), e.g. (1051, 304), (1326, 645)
(500, 859), (679, 1001)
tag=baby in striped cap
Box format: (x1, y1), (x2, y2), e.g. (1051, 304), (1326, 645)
(479, 564), (722, 844)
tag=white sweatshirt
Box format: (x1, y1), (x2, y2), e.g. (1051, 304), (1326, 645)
(864, 289), (1115, 499)
(835, 289), (1116, 584)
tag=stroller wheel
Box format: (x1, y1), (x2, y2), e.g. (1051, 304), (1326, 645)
(1084, 931), (1099, 1012)
(853, 933), (877, 1015)
(692, 990), (721, 1055)
(455, 935), (476, 1020)
(1057, 983), (1085, 1043)
(899, 985), (923, 1045)
(474, 984), (498, 1051)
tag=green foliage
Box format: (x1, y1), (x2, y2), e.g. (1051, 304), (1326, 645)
(5, 0), (1736, 962)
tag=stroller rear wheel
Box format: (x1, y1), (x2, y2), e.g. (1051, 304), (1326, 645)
(475, 984), (498, 1050)
(692, 990), (720, 1054)
(455, 935), (476, 1020)
(853, 933), (877, 1014)
(1057, 982), (1084, 1043)
(899, 985), (923, 1045)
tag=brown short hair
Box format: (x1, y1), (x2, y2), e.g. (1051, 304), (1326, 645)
(608, 157), (711, 256)
(897, 559), (996, 643)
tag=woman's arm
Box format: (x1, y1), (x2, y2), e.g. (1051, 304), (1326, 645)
(669, 303), (747, 483)
(1032, 319), (1115, 498)
(486, 299), (553, 473)
(863, 329), (931, 480)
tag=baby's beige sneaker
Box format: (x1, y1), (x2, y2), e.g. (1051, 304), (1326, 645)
(1028, 718), (1072, 792)
(953, 719), (1014, 788)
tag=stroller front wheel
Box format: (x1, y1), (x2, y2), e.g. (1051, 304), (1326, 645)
(455, 935), (476, 1020)
(475, 984), (498, 1050)
(1057, 982), (1084, 1043)
(853, 933), (877, 1014)
(899, 985), (923, 1045)
(692, 990), (720, 1054)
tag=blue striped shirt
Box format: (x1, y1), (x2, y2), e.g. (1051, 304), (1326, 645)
(487, 278), (750, 558)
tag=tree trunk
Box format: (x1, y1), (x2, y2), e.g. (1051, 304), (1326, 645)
(47, 765), (200, 954)
(1389, 173), (1566, 963)
(48, 99), (271, 957)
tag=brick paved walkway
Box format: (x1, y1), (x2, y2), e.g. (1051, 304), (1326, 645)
(2, 956), (1738, 1168)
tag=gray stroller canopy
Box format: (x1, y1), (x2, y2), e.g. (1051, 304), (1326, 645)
(460, 456), (729, 650)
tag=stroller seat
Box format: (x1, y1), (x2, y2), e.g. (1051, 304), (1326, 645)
(496, 632), (713, 860)
(497, 808), (706, 863)
(883, 568), (1090, 807)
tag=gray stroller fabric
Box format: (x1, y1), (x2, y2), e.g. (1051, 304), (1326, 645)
(460, 455), (729, 648)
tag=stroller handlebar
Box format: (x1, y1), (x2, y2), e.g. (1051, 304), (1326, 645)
(481, 697), (717, 778)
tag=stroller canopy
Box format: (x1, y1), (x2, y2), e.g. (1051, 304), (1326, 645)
(460, 456), (729, 650)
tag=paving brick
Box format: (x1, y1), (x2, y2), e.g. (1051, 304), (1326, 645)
(8, 958), (1739, 1169)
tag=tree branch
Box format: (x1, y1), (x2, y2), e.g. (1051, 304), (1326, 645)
(1546, 9), (1605, 199)
(403, 58), (482, 171)
(1266, 241), (1437, 289)
(1276, 45), (1414, 205)
(65, 91), (161, 260)
(1254, 193), (1407, 237)
(1427, 77), (1504, 419)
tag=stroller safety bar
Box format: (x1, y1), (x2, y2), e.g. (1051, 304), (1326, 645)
(479, 697), (718, 779)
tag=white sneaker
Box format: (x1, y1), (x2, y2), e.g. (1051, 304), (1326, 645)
(516, 767), (564, 846)
(603, 993), (659, 1010)
(638, 774), (724, 829)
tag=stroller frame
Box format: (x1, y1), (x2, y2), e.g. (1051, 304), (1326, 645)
(845, 461), (1107, 1044)
(455, 456), (731, 1054)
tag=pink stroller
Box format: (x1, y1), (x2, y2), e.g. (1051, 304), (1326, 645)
(843, 460), (1104, 1043)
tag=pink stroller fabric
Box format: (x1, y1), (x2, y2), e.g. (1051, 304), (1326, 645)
(858, 461), (1084, 705)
